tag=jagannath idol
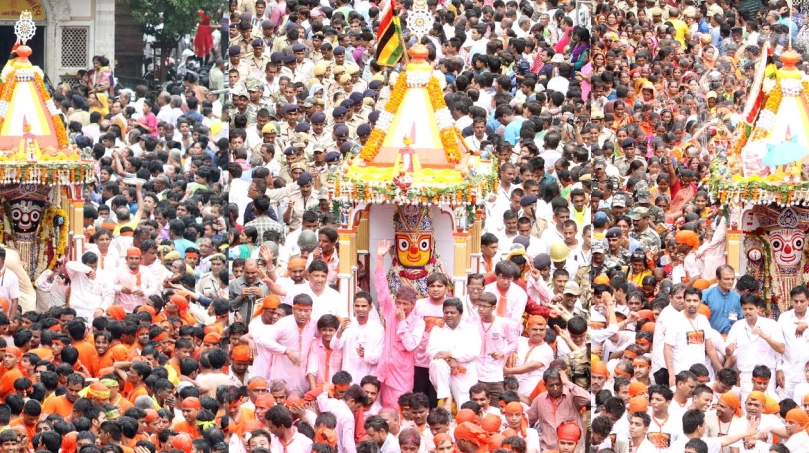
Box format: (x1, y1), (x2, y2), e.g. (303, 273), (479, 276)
(387, 204), (445, 298)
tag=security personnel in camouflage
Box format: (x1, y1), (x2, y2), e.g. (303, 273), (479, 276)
(605, 227), (630, 269)
(634, 180), (666, 226)
(629, 207), (661, 256)
(228, 84), (258, 127)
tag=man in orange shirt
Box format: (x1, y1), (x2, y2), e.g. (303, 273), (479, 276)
(98, 325), (132, 372)
(127, 325), (151, 359)
(0, 346), (23, 401)
(42, 373), (84, 418)
(168, 338), (194, 377)
(100, 374), (132, 414)
(67, 320), (98, 372)
(120, 361), (151, 404)
(173, 396), (201, 437)
(28, 330), (55, 360)
(10, 399), (39, 448)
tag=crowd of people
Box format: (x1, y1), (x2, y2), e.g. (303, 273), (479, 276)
(0, 5), (233, 453)
(225, 0), (594, 450)
(586, 1), (809, 453)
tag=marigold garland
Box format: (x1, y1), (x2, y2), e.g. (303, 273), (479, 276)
(37, 206), (68, 275)
(359, 74), (408, 161)
(0, 70), (17, 104)
(427, 77), (462, 163)
(748, 81), (782, 142)
(33, 73), (69, 147)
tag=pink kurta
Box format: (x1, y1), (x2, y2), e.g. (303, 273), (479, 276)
(255, 315), (316, 393)
(375, 267), (425, 406)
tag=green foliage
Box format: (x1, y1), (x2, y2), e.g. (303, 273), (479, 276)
(124, 0), (223, 43)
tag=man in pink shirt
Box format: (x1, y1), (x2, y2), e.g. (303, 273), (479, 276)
(374, 240), (425, 407)
(242, 293), (316, 392)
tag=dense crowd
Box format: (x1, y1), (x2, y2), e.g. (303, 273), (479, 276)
(225, 0), (592, 451)
(0, 7), (233, 453)
(586, 1), (809, 453)
(222, 0), (809, 451)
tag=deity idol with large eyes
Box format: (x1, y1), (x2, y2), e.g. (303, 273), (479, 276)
(744, 206), (809, 313)
(386, 204), (445, 298)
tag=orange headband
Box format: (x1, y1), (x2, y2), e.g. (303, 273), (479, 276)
(504, 402), (524, 415)
(592, 361), (609, 377)
(152, 332), (169, 342)
(636, 338), (652, 346)
(185, 251), (199, 258)
(720, 392), (742, 417)
(628, 381), (648, 397)
(144, 409), (159, 422)
(623, 350), (638, 359)
(629, 396), (648, 413)
(614, 368), (632, 378)
(232, 345), (251, 362)
(633, 359), (649, 367)
(293, 303), (312, 309)
(248, 378), (268, 391)
(753, 377), (770, 384)
(747, 391), (766, 406)
(181, 397), (201, 410)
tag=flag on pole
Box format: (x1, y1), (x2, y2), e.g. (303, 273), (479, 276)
(376, 0), (405, 66)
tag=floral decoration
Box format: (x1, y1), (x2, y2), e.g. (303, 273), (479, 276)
(359, 73), (408, 161)
(427, 77), (461, 163)
(37, 205), (68, 275)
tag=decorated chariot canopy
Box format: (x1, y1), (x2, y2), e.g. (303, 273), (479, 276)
(710, 44), (809, 207)
(323, 15), (497, 300)
(0, 11), (94, 282)
(326, 43), (497, 208)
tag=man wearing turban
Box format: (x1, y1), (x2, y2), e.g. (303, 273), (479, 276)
(783, 408), (809, 451)
(113, 247), (158, 313)
(503, 402), (539, 449)
(556, 422), (581, 453)
(454, 422), (491, 453)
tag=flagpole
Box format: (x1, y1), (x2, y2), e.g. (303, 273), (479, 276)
(398, 18), (410, 66)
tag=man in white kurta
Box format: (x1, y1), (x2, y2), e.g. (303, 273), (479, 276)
(426, 299), (482, 409)
(331, 293), (384, 384)
(777, 286), (809, 400)
(112, 247), (159, 312)
(725, 295), (785, 399)
(65, 252), (115, 323)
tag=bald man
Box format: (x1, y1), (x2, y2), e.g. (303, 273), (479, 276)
(228, 258), (269, 320)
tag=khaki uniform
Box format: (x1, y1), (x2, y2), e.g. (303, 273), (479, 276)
(245, 54), (271, 78)
(277, 122), (298, 143)
(229, 60), (252, 83)
(228, 104), (258, 127)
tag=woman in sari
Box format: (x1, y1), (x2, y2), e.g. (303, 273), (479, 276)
(88, 55), (113, 97)
(89, 92), (109, 117)
(664, 162), (698, 224)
